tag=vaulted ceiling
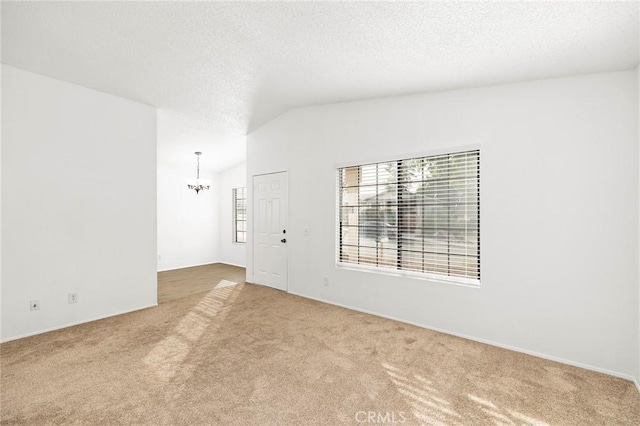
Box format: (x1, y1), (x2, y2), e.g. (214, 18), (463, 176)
(2, 1), (638, 171)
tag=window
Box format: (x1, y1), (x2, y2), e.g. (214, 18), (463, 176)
(233, 187), (247, 243)
(337, 149), (480, 284)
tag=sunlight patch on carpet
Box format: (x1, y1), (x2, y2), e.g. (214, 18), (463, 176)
(468, 394), (516, 425)
(508, 410), (550, 426)
(174, 311), (210, 342)
(382, 362), (462, 426)
(143, 284), (242, 381)
(468, 394), (496, 409)
(215, 279), (239, 289)
(467, 393), (550, 425)
(142, 335), (189, 380)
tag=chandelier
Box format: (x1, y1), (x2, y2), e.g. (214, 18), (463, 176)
(186, 151), (211, 194)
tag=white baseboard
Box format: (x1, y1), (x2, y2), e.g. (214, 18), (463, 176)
(157, 260), (222, 272)
(0, 303), (158, 343)
(219, 261), (246, 268)
(635, 378), (640, 394)
(288, 291), (637, 385)
(157, 261), (246, 273)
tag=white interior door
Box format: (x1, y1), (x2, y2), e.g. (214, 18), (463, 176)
(253, 171), (288, 291)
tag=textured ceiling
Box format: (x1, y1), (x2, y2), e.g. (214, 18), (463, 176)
(2, 1), (639, 171)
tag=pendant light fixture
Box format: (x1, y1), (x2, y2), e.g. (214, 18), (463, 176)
(186, 151), (211, 194)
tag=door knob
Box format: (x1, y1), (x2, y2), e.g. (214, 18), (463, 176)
(281, 238), (287, 243)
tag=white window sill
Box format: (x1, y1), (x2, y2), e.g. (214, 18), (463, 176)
(336, 262), (481, 289)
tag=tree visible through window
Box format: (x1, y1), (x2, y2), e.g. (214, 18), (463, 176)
(338, 150), (480, 284)
(233, 187), (246, 243)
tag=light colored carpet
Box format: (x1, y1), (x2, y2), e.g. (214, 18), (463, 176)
(1, 281), (639, 425)
(157, 263), (246, 304)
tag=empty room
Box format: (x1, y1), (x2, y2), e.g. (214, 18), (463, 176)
(1, 1), (640, 425)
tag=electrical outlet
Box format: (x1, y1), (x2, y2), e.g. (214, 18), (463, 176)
(68, 293), (78, 304)
(323, 277), (329, 287)
(30, 299), (40, 311)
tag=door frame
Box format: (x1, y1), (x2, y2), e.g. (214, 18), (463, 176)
(250, 170), (289, 292)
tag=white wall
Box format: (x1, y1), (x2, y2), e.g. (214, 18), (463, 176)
(156, 114), (247, 271)
(157, 163), (220, 271)
(248, 69), (639, 378)
(156, 109), (222, 272)
(637, 64), (640, 388)
(219, 161), (247, 267)
(0, 62), (4, 338)
(1, 65), (157, 341)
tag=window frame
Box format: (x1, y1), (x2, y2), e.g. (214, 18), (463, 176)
(232, 187), (247, 244)
(336, 147), (480, 287)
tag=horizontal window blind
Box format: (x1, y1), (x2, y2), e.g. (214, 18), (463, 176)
(233, 187), (247, 243)
(337, 150), (480, 283)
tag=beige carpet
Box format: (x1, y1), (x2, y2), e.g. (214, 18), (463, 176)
(1, 281), (639, 425)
